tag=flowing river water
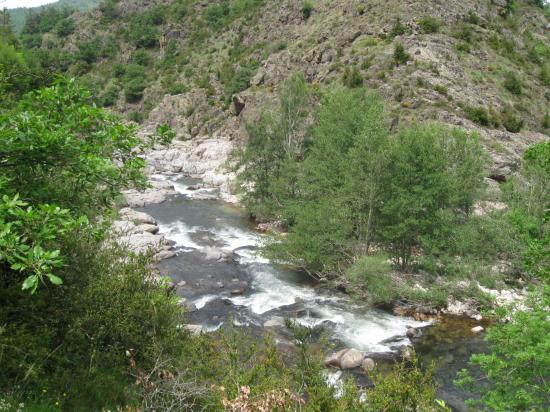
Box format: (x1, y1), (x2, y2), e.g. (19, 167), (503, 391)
(140, 174), (486, 411)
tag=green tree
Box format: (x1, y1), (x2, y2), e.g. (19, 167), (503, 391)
(235, 73), (310, 219)
(456, 289), (550, 411)
(378, 124), (485, 269)
(0, 78), (172, 292)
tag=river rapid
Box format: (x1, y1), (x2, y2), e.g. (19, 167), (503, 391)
(140, 174), (485, 411)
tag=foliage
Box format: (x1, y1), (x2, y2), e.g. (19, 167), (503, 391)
(346, 255), (397, 304)
(456, 289), (550, 411)
(342, 65), (363, 88)
(419, 16), (441, 33)
(378, 125), (486, 269)
(302, 1), (314, 19)
(464, 105), (490, 126)
(366, 353), (446, 412)
(501, 107), (524, 132)
(389, 18), (406, 39)
(122, 64), (148, 102)
(0, 78), (172, 293)
(393, 43), (410, 65)
(203, 0), (264, 30)
(503, 71), (522, 95)
(234, 73), (310, 220)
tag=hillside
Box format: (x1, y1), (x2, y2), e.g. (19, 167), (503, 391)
(7, 0), (99, 33)
(1, 1), (549, 410)
(24, 0), (550, 181)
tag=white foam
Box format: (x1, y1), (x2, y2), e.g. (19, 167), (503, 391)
(213, 226), (260, 252)
(229, 265), (318, 314)
(296, 304), (429, 353)
(158, 221), (202, 250)
(193, 294), (218, 310)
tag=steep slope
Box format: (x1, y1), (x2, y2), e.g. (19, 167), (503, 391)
(27, 0), (550, 179)
(7, 0), (99, 33)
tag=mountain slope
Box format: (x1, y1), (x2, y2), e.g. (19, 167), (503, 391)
(7, 0), (99, 33)
(25, 0), (550, 178)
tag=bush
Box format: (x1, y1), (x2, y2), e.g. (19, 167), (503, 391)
(464, 105), (490, 126)
(124, 77), (147, 102)
(454, 23), (474, 43)
(503, 71), (522, 95)
(302, 1), (314, 19)
(502, 107), (524, 132)
(540, 64), (550, 87)
(466, 10), (480, 25)
(132, 49), (151, 66)
(123, 64), (148, 102)
(456, 292), (550, 412)
(366, 354), (444, 412)
(342, 65), (363, 88)
(346, 255), (396, 304)
(389, 18), (406, 39)
(100, 82), (119, 107)
(55, 17), (75, 37)
(393, 43), (410, 65)
(419, 16), (441, 33)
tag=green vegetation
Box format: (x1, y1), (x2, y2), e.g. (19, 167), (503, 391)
(464, 105), (490, 126)
(302, 1), (314, 19)
(393, 43), (410, 65)
(503, 71), (522, 95)
(238, 78), (486, 274)
(342, 65), (363, 88)
(389, 18), (406, 39)
(457, 291), (550, 411)
(419, 16), (441, 33)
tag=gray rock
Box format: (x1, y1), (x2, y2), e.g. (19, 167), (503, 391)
(185, 324), (203, 336)
(400, 346), (413, 361)
(136, 223), (159, 234)
(471, 326), (484, 334)
(119, 208), (156, 225)
(325, 348), (364, 370)
(178, 298), (198, 312)
(263, 316), (285, 329)
(406, 327), (418, 339)
(340, 348), (364, 369)
(155, 250), (176, 261)
(361, 358), (376, 372)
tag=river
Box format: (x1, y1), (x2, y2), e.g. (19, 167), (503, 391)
(140, 174), (485, 411)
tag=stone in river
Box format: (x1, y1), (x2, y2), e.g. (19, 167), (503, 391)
(471, 325), (484, 334)
(325, 348), (364, 370)
(361, 358), (376, 372)
(406, 327), (418, 339)
(185, 324), (203, 336)
(340, 348), (364, 369)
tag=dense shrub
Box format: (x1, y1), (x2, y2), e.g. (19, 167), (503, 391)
(55, 17), (75, 37)
(389, 18), (406, 39)
(122, 64), (148, 102)
(503, 71), (522, 95)
(501, 107), (524, 132)
(393, 43), (410, 65)
(464, 105), (490, 126)
(342, 65), (363, 88)
(419, 16), (441, 33)
(302, 1), (314, 19)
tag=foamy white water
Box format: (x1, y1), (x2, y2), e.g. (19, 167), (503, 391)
(149, 176), (430, 354)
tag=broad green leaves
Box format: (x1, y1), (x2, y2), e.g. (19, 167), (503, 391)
(0, 78), (173, 292)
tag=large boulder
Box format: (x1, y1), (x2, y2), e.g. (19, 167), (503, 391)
(325, 348), (364, 370)
(118, 208), (157, 225)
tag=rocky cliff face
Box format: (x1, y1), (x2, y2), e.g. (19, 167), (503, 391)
(43, 0), (550, 185)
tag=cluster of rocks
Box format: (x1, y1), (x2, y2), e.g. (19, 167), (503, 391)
(122, 180), (177, 208)
(112, 208), (176, 261)
(325, 348), (376, 372)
